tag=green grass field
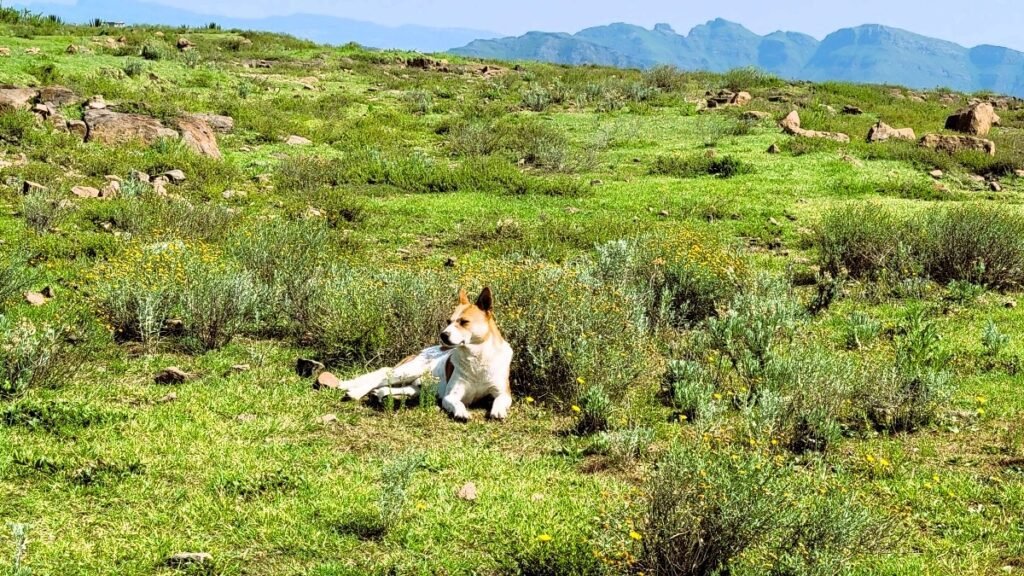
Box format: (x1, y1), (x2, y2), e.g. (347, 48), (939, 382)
(1, 9), (1023, 576)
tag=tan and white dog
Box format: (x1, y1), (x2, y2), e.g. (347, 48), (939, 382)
(339, 287), (513, 421)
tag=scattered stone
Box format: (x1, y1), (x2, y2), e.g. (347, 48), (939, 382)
(840, 154), (863, 167)
(86, 95), (107, 110)
(531, 493), (545, 501)
(84, 108), (179, 146)
(564, 206), (581, 214)
(221, 189), (246, 200)
(318, 413), (339, 426)
(162, 169), (186, 183)
(39, 85), (78, 107)
(175, 116), (221, 159)
(313, 371), (342, 390)
(842, 105), (863, 115)
(22, 180), (46, 195)
(866, 121), (916, 143)
(920, 133), (995, 156)
(990, 181), (1002, 192)
(945, 102), (999, 137)
(154, 366), (192, 385)
(589, 179), (603, 186)
(457, 482), (478, 501)
(157, 392), (177, 404)
(71, 185), (101, 198)
(929, 169), (944, 179)
(296, 357), (325, 378)
(24, 291), (47, 306)
(151, 177), (168, 196)
(0, 47), (9, 56)
(1005, 300), (1017, 309)
(40, 285), (55, 298)
(742, 110), (772, 121)
(779, 110), (850, 143)
(1015, 169), (1024, 178)
(24, 47), (40, 55)
(166, 553), (211, 569)
(0, 87), (39, 112)
(658, 210), (669, 217)
(444, 256), (457, 267)
(67, 120), (87, 139)
(406, 56), (450, 72)
(130, 170), (150, 183)
(706, 89), (751, 108)
(101, 180), (120, 198)
(176, 37), (194, 50)
(968, 174), (986, 184)
(188, 113), (234, 133)
(303, 206), (325, 219)
(230, 364), (251, 373)
(766, 143), (781, 154)
(236, 413), (257, 422)
(284, 134), (312, 146)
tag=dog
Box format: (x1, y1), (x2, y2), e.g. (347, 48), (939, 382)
(338, 287), (513, 421)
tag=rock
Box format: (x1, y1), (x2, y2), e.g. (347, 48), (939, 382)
(67, 120), (87, 139)
(0, 87), (39, 112)
(0, 47), (9, 56)
(176, 37), (194, 50)
(303, 206), (325, 219)
(742, 110), (771, 121)
(86, 95), (107, 110)
(157, 392), (177, 404)
(313, 371), (342, 390)
(407, 56), (449, 72)
(840, 154), (863, 167)
(457, 482), (478, 501)
(71, 185), (101, 198)
(318, 413), (338, 426)
(658, 210), (669, 217)
(84, 109), (179, 146)
(236, 413), (257, 422)
(221, 189), (246, 200)
(779, 110), (850, 143)
(188, 113), (234, 133)
(766, 143), (781, 154)
(866, 121), (916, 143)
(1015, 169), (1024, 178)
(284, 135), (312, 146)
(162, 169), (186, 183)
(22, 180), (46, 195)
(231, 364), (251, 373)
(154, 367), (192, 385)
(175, 116), (221, 159)
(706, 89), (751, 108)
(151, 177), (168, 196)
(24, 291), (48, 306)
(929, 169), (944, 179)
(39, 85), (78, 107)
(130, 170), (150, 183)
(166, 553), (211, 569)
(296, 358), (325, 378)
(842, 105), (863, 115)
(1005, 300), (1017, 309)
(945, 103), (999, 136)
(101, 180), (120, 198)
(24, 47), (40, 55)
(40, 286), (55, 298)
(990, 181), (1002, 192)
(920, 133), (996, 156)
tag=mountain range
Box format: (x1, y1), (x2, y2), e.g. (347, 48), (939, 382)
(13, 0), (499, 52)
(452, 19), (1024, 97)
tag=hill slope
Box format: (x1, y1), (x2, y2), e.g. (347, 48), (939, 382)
(452, 20), (1024, 95)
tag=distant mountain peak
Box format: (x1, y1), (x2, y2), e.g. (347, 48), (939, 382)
(451, 18), (1024, 97)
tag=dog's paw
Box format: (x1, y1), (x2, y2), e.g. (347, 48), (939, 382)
(451, 406), (472, 422)
(371, 387), (391, 400)
(489, 406), (509, 420)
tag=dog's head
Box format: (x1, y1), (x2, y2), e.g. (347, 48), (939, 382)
(440, 287), (496, 347)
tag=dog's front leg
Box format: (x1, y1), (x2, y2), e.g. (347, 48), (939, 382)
(343, 368), (392, 400)
(441, 382), (471, 422)
(489, 392), (513, 420)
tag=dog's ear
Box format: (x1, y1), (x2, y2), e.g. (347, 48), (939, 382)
(476, 287), (493, 313)
(458, 288), (470, 305)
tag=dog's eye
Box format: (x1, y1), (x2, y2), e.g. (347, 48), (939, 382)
(459, 319), (470, 327)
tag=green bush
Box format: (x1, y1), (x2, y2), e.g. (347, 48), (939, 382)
(843, 312), (882, 350)
(651, 154), (752, 178)
(0, 315), (80, 399)
(0, 251), (34, 310)
(665, 359), (718, 423)
(21, 189), (71, 234)
(815, 203), (917, 280)
(916, 204), (1024, 289)
(642, 444), (879, 576)
(140, 41), (165, 60)
(575, 384), (611, 434)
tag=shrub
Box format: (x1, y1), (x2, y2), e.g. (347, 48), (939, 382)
(378, 453), (425, 532)
(225, 219), (331, 335)
(406, 90), (433, 114)
(502, 536), (606, 576)
(665, 360), (717, 423)
(446, 116), (580, 172)
(91, 242), (258, 351)
(575, 384), (611, 434)
(642, 444), (879, 576)
(0, 316), (80, 399)
(860, 310), (954, 432)
(981, 319), (1010, 358)
(916, 204), (1024, 289)
(140, 41), (165, 60)
(21, 189), (71, 234)
(843, 312), (882, 350)
(521, 85), (551, 112)
(721, 66), (782, 91)
(815, 203), (917, 280)
(590, 427), (655, 467)
(121, 59), (145, 78)
(651, 154), (752, 179)
(0, 251), (33, 310)
(594, 233), (743, 330)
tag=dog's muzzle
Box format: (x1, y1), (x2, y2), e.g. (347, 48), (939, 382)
(439, 332), (453, 346)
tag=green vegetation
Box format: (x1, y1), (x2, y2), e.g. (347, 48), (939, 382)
(0, 9), (1023, 576)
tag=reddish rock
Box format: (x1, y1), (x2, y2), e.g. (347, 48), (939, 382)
(919, 133), (995, 156)
(175, 116), (221, 159)
(84, 109), (179, 146)
(0, 87), (39, 112)
(945, 103), (999, 136)
(866, 121), (916, 143)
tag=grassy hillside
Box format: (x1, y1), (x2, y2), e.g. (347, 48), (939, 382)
(1, 8), (1024, 576)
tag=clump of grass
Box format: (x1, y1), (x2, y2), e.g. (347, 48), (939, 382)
(651, 154), (752, 178)
(521, 85), (552, 112)
(981, 319), (1010, 358)
(0, 316), (81, 399)
(378, 453), (425, 532)
(574, 384), (611, 434)
(0, 251), (34, 310)
(140, 41), (165, 60)
(21, 190), (71, 234)
(843, 312), (882, 350)
(665, 359), (717, 423)
(815, 203), (918, 281)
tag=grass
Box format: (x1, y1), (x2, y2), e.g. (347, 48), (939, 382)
(0, 11), (1023, 576)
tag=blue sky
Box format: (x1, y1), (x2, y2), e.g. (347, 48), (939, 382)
(19, 0), (1024, 50)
